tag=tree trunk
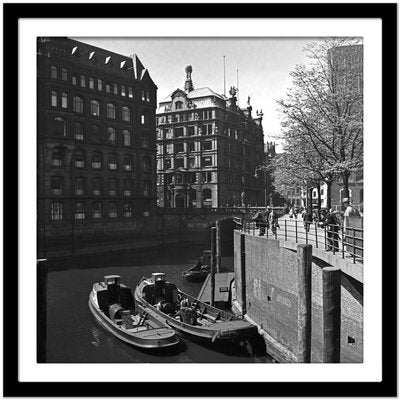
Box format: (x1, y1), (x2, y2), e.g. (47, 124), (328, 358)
(326, 181), (332, 210)
(341, 172), (350, 200)
(307, 187), (313, 210)
(316, 182), (321, 216)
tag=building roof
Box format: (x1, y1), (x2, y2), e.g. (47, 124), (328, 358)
(160, 87), (227, 103)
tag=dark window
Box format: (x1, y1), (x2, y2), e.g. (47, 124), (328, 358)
(75, 177), (85, 196)
(175, 158), (184, 168)
(141, 134), (150, 149)
(188, 157), (195, 168)
(106, 127), (116, 144)
(202, 141), (212, 151)
(143, 156), (151, 173)
(91, 125), (102, 143)
(61, 68), (67, 81)
(202, 188), (212, 201)
(74, 202), (85, 220)
(175, 127), (184, 137)
(108, 154), (117, 170)
(51, 202), (63, 220)
(80, 75), (86, 87)
(108, 202), (117, 218)
(175, 143), (184, 153)
(123, 155), (132, 171)
(51, 150), (63, 167)
(123, 179), (132, 196)
(165, 158), (171, 169)
(54, 117), (67, 136)
(74, 122), (84, 141)
(72, 74), (77, 85)
(97, 79), (103, 91)
(143, 180), (151, 197)
(175, 101), (183, 110)
(91, 153), (102, 169)
(188, 142), (195, 152)
(92, 201), (102, 219)
(89, 77), (94, 89)
(124, 202), (133, 217)
(51, 65), (58, 79)
(51, 176), (62, 195)
(202, 156), (212, 167)
(187, 126), (195, 136)
(109, 178), (118, 196)
(107, 103), (116, 119)
(92, 177), (102, 196)
(113, 83), (118, 95)
(122, 130), (130, 146)
(73, 96), (84, 113)
(74, 151), (85, 168)
(105, 83), (111, 93)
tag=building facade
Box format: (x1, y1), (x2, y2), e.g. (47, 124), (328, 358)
(37, 37), (157, 252)
(156, 66), (265, 208)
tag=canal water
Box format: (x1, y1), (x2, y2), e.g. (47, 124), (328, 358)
(46, 242), (271, 363)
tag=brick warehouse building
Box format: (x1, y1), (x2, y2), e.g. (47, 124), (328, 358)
(37, 37), (157, 256)
(156, 66), (266, 208)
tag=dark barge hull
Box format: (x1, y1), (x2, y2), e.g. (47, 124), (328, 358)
(88, 296), (179, 349)
(134, 278), (257, 343)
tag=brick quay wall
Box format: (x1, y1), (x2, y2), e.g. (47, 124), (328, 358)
(233, 230), (363, 363)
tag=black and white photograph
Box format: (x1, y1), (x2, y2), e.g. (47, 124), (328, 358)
(5, 2), (395, 396)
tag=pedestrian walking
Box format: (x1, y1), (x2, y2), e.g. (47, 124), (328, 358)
(269, 208), (279, 235)
(302, 207), (313, 233)
(321, 208), (339, 251)
(252, 209), (265, 236)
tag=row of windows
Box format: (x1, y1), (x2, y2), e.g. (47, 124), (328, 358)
(50, 176), (151, 197)
(159, 171), (215, 185)
(51, 91), (132, 121)
(160, 155), (214, 169)
(50, 149), (152, 172)
(157, 124), (215, 139)
(161, 140), (213, 154)
(51, 117), (151, 147)
(157, 110), (214, 124)
(50, 201), (143, 221)
(50, 65), (152, 102)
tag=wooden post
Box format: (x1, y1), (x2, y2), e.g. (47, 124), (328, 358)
(37, 259), (48, 363)
(240, 233), (247, 315)
(210, 227), (216, 306)
(322, 267), (341, 363)
(297, 244), (312, 363)
(216, 219), (222, 273)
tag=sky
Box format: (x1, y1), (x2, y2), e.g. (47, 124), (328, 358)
(74, 37), (315, 146)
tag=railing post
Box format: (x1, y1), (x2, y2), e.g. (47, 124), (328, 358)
(342, 225), (345, 259)
(210, 227), (216, 307)
(314, 222), (318, 248)
(240, 233), (247, 315)
(285, 219), (287, 241)
(324, 225), (327, 251)
(352, 228), (356, 264)
(295, 220), (298, 243)
(305, 223), (308, 244)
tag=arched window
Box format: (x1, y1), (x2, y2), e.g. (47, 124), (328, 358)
(142, 155), (151, 173)
(73, 96), (84, 113)
(123, 179), (132, 197)
(74, 122), (84, 141)
(122, 130), (130, 146)
(61, 92), (68, 108)
(91, 152), (102, 169)
(106, 127), (116, 144)
(108, 154), (117, 170)
(202, 188), (212, 201)
(107, 103), (116, 119)
(51, 90), (57, 107)
(80, 75), (86, 87)
(113, 83), (118, 95)
(51, 149), (63, 167)
(108, 202), (118, 218)
(121, 85), (126, 96)
(51, 65), (58, 79)
(74, 150), (85, 168)
(175, 101), (183, 110)
(54, 117), (67, 136)
(89, 77), (94, 89)
(90, 100), (100, 116)
(97, 79), (103, 91)
(91, 125), (101, 143)
(123, 155), (132, 171)
(51, 176), (63, 195)
(122, 106), (130, 122)
(128, 87), (133, 98)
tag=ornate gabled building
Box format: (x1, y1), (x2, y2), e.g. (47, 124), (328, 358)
(156, 66), (266, 208)
(37, 37), (157, 255)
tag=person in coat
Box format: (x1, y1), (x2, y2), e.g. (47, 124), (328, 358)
(302, 207), (313, 233)
(322, 208), (339, 251)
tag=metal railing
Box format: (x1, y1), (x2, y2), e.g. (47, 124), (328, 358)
(237, 217), (363, 264)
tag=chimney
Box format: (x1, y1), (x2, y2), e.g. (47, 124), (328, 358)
(184, 65), (194, 93)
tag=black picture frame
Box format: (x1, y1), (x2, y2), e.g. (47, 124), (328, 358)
(4, 2), (396, 397)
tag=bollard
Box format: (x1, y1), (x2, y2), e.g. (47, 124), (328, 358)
(210, 227), (216, 307)
(37, 259), (48, 363)
(296, 244), (312, 363)
(240, 233), (247, 315)
(322, 267), (341, 363)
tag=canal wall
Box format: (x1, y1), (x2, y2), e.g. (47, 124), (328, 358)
(233, 231), (363, 363)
